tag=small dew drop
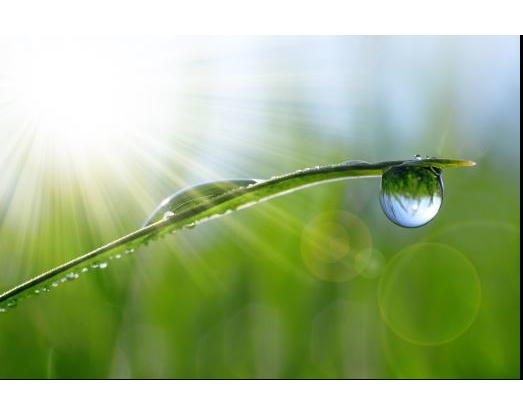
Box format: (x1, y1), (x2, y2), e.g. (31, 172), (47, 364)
(184, 223), (196, 229)
(82, 267), (89, 273)
(60, 277), (68, 283)
(6, 301), (17, 308)
(99, 262), (108, 269)
(51, 282), (59, 288)
(115, 254), (122, 259)
(91, 263), (99, 269)
(67, 272), (79, 280)
(380, 165), (443, 228)
(0, 307), (6, 313)
(414, 154), (422, 160)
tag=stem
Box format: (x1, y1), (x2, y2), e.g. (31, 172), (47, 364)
(0, 157), (475, 308)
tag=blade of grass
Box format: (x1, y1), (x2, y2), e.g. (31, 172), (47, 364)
(0, 157), (475, 310)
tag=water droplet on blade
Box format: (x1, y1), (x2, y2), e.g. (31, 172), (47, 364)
(380, 165), (443, 228)
(143, 179), (259, 227)
(99, 262), (108, 269)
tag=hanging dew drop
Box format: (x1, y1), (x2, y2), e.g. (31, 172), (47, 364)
(380, 164), (443, 228)
(66, 272), (79, 280)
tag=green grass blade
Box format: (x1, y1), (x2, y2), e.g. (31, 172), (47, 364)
(0, 157), (475, 310)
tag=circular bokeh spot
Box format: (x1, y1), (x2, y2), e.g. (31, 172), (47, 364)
(301, 211), (372, 282)
(378, 243), (481, 346)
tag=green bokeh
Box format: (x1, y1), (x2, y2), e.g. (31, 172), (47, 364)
(379, 243), (481, 346)
(0, 36), (519, 378)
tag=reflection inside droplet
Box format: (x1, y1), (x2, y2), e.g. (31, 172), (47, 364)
(380, 165), (443, 228)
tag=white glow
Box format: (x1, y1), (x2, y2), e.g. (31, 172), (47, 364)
(6, 39), (181, 158)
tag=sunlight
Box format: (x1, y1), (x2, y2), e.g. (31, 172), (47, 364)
(6, 39), (181, 159)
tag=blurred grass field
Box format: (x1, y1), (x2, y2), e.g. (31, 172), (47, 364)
(0, 36), (519, 378)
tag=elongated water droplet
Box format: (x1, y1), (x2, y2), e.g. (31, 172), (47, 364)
(414, 154), (422, 160)
(380, 164), (443, 228)
(99, 262), (108, 269)
(143, 179), (258, 227)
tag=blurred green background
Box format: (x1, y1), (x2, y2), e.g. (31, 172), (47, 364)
(0, 36), (519, 378)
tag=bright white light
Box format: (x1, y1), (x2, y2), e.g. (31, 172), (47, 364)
(6, 39), (181, 158)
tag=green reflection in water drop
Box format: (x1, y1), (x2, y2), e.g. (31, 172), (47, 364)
(380, 165), (443, 228)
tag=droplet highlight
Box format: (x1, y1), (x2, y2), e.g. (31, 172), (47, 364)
(380, 164), (443, 228)
(163, 211), (175, 220)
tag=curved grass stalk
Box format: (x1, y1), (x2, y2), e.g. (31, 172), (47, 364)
(0, 157), (475, 310)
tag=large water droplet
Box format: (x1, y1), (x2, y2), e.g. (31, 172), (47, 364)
(380, 164), (443, 228)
